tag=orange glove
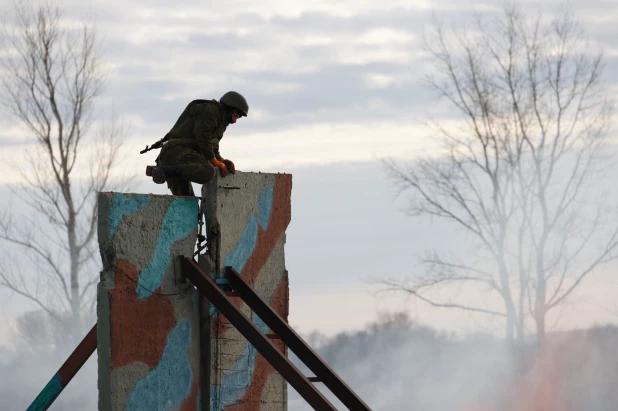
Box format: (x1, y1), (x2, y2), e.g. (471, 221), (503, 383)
(210, 159), (228, 177)
(222, 159), (236, 174)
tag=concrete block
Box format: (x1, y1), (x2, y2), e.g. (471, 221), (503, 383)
(200, 172), (291, 411)
(97, 193), (201, 411)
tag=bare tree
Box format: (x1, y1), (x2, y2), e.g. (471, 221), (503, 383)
(0, 2), (126, 337)
(383, 5), (618, 348)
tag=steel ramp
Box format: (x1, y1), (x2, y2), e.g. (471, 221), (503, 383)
(181, 256), (372, 411)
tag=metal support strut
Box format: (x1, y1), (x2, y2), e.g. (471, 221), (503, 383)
(27, 324), (97, 411)
(180, 256), (372, 411)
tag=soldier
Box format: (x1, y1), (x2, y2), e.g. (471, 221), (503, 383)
(145, 91), (249, 196)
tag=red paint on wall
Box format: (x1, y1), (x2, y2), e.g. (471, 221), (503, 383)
(269, 271), (289, 324)
(180, 377), (200, 411)
(241, 175), (292, 286)
(110, 260), (176, 370)
(213, 175), (292, 337)
(209, 175), (292, 410)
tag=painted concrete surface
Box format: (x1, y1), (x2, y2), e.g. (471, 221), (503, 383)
(97, 193), (201, 411)
(201, 172), (291, 411)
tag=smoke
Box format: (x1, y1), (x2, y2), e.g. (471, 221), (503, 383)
(0, 349), (97, 411)
(287, 312), (514, 410)
(0, 311), (98, 411)
(2, 311), (617, 410)
(288, 313), (618, 411)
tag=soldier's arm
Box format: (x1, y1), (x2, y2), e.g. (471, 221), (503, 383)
(210, 139), (228, 175)
(193, 104), (219, 160)
(214, 140), (236, 174)
(213, 141), (223, 161)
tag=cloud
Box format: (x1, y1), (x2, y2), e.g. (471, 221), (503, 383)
(1, 0), (618, 337)
(364, 73), (398, 89)
(2, 0), (616, 184)
(5, 0), (611, 162)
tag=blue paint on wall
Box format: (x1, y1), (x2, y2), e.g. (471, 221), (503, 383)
(26, 373), (63, 411)
(212, 300), (273, 409)
(253, 315), (270, 335)
(136, 197), (197, 300)
(210, 184), (280, 409)
(221, 184), (274, 275)
(211, 343), (256, 410)
(258, 184), (274, 230)
(109, 194), (151, 237)
(209, 303), (218, 317)
(222, 214), (258, 273)
(127, 319), (194, 411)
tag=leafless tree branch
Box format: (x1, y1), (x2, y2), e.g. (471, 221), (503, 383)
(382, 5), (616, 346)
(0, 2), (127, 337)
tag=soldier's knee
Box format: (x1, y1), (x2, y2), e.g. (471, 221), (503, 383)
(192, 163), (215, 184)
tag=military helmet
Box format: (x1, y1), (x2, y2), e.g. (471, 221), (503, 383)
(220, 91), (249, 117)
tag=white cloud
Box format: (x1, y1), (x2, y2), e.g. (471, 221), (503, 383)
(222, 120), (441, 170)
(0, 116), (440, 185)
(364, 73), (397, 88)
(335, 47), (412, 66)
(67, 2), (425, 81)
(292, 35), (336, 47)
(195, 0), (434, 19)
(258, 81), (303, 95)
(358, 27), (417, 45)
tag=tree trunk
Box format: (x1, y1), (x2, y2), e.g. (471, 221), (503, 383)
(517, 271), (526, 343)
(67, 184), (81, 336)
(505, 314), (513, 341)
(516, 314), (525, 343)
(535, 279), (547, 354)
(498, 252), (517, 343)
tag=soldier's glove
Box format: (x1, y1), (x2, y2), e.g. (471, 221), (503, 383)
(222, 159), (236, 174)
(210, 159), (229, 177)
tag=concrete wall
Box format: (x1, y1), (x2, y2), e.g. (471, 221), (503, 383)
(201, 172), (292, 411)
(97, 193), (201, 411)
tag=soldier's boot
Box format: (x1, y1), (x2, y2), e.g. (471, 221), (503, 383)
(145, 165), (181, 184)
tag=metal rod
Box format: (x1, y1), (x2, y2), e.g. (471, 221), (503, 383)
(266, 333), (281, 340)
(27, 324), (97, 411)
(225, 266), (372, 411)
(180, 257), (337, 411)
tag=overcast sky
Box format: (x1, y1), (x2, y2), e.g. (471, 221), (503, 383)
(2, 0), (618, 346)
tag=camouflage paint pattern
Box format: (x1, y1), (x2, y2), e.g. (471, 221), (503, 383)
(201, 172), (291, 411)
(97, 193), (202, 411)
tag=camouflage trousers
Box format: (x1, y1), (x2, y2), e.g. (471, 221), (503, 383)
(157, 142), (215, 196)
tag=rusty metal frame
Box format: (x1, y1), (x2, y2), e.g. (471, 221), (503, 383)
(224, 266), (372, 411)
(180, 257), (337, 411)
(27, 324), (97, 411)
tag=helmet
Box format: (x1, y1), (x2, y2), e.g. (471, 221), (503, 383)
(220, 91), (249, 117)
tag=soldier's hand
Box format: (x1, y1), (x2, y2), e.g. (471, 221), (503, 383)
(222, 159), (236, 174)
(210, 158), (229, 178)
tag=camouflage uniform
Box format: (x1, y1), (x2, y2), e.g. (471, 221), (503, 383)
(156, 99), (228, 196)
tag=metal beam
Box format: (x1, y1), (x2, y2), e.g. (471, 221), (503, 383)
(27, 324), (97, 411)
(180, 257), (337, 411)
(225, 266), (372, 411)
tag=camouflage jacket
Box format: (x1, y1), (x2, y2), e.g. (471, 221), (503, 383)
(163, 99), (228, 160)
